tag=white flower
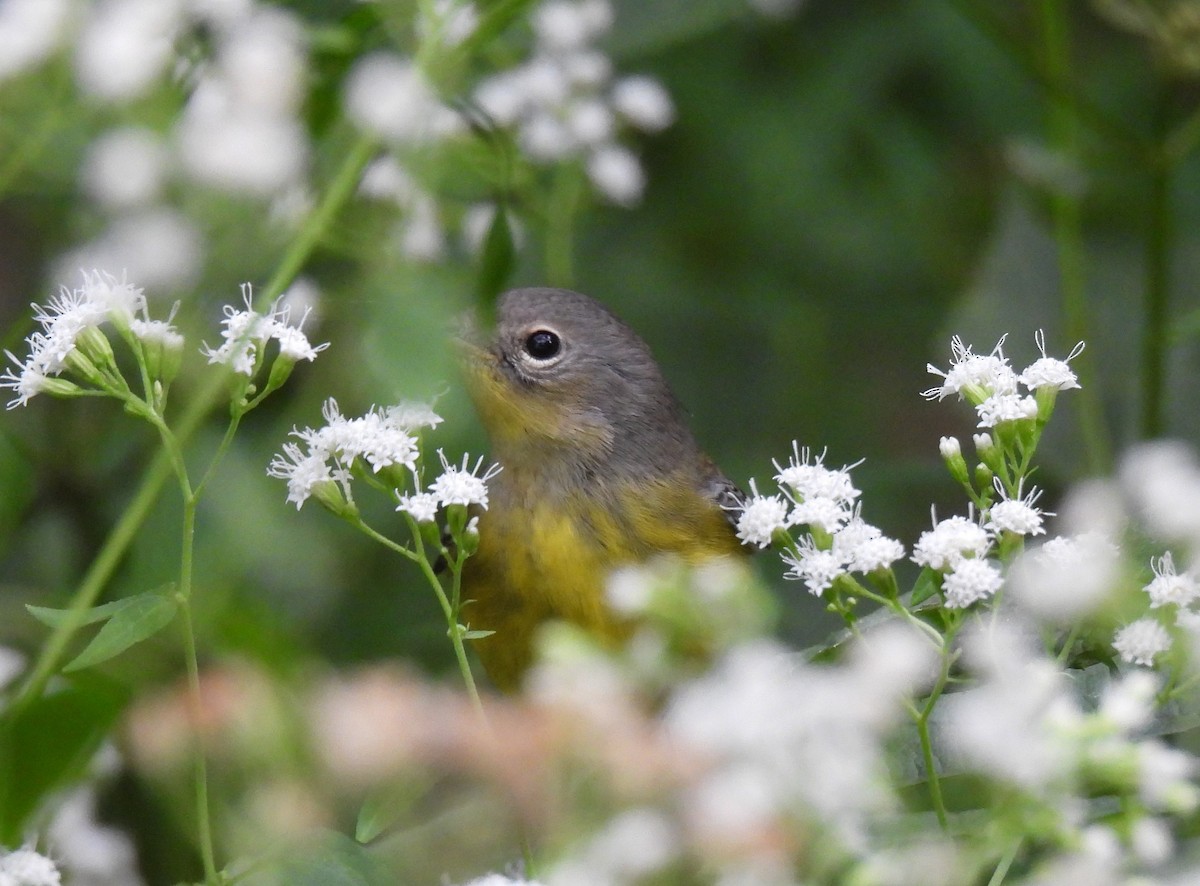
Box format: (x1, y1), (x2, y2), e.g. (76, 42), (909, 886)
(985, 483), (1049, 537)
(1113, 618), (1172, 667)
(1018, 330), (1083, 391)
(429, 450), (501, 509)
(1099, 670), (1159, 733)
(789, 495), (850, 534)
(833, 519), (904, 573)
(942, 558), (1003, 608)
(385, 401), (443, 431)
(1121, 441), (1200, 545)
(1007, 532), (1120, 622)
(82, 126), (169, 208)
(417, 0), (479, 47)
(1, 270), (150, 407)
(74, 0), (182, 102)
(1144, 551), (1200, 609)
(733, 479), (789, 549)
(911, 513), (991, 571)
(922, 335), (1017, 403)
(533, 0), (611, 51)
(586, 143), (645, 206)
(396, 491), (440, 523)
(975, 392), (1038, 428)
(773, 443), (862, 505)
(201, 283), (274, 374)
(343, 53), (460, 144)
(271, 304), (328, 362)
(782, 539), (845, 595)
(203, 284), (327, 373)
(0, 847), (61, 885)
(610, 76), (674, 131)
(0, 0), (70, 81)
(267, 441), (339, 509)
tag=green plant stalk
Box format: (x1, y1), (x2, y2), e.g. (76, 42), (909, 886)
(8, 372), (223, 716)
(912, 620), (960, 831)
(177, 499), (221, 885)
(544, 164), (584, 286)
(987, 839), (1022, 886)
(1037, 0), (1110, 473)
(1142, 151), (1170, 438)
(261, 133), (379, 302)
(353, 517), (485, 718)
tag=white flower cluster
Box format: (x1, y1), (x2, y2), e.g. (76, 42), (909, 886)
(473, 0), (675, 206)
(601, 626), (934, 876)
(1, 270), (180, 409)
(923, 330), (1083, 428)
(735, 444), (904, 596)
(268, 399), (499, 518)
(200, 283), (327, 376)
(1106, 442), (1200, 669)
(57, 1), (316, 292)
(912, 483), (1050, 609)
(941, 623), (1198, 872)
(0, 846), (61, 886)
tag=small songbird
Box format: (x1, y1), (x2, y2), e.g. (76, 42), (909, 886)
(458, 287), (747, 690)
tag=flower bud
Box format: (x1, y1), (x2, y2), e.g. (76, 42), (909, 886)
(940, 435), (970, 486)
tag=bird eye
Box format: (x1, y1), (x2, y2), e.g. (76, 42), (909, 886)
(524, 329), (561, 361)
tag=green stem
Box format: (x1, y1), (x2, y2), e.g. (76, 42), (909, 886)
(8, 372), (225, 715)
(261, 133), (378, 302)
(179, 595), (220, 884)
(914, 622), (960, 831)
(1142, 146), (1171, 439)
(351, 517), (485, 717)
(544, 164), (584, 286)
(987, 839), (1022, 886)
(1037, 0), (1110, 473)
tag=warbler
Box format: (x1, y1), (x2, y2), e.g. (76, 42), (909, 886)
(458, 287), (747, 690)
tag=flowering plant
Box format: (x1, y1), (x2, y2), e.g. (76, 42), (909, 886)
(3, 0), (1200, 884)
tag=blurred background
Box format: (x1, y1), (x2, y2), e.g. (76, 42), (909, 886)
(2, 0), (1200, 875)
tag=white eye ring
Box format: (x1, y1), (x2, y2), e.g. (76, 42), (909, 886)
(519, 326), (564, 365)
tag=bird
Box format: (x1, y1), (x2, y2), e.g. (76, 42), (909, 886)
(457, 287), (746, 690)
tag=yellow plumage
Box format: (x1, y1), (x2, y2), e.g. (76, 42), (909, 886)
(459, 288), (746, 690)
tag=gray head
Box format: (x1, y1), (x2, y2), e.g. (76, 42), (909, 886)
(461, 287), (703, 478)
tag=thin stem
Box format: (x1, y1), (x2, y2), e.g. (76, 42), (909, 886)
(544, 164), (584, 286)
(260, 133), (378, 302)
(914, 621), (960, 831)
(1142, 147), (1171, 438)
(179, 595), (220, 884)
(987, 839), (1022, 886)
(8, 372), (226, 714)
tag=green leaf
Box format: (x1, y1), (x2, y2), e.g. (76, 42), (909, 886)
(460, 628), (495, 640)
(0, 675), (129, 843)
(239, 830), (391, 886)
(26, 583), (176, 629)
(355, 776), (433, 844)
(910, 567), (941, 606)
(62, 592), (179, 672)
(476, 204), (516, 308)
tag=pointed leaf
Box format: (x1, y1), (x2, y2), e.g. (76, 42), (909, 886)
(910, 567), (941, 606)
(476, 205), (515, 307)
(0, 675), (128, 842)
(27, 583), (176, 629)
(62, 593), (179, 673)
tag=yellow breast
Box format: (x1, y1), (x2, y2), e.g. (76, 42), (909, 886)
(463, 476), (744, 690)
